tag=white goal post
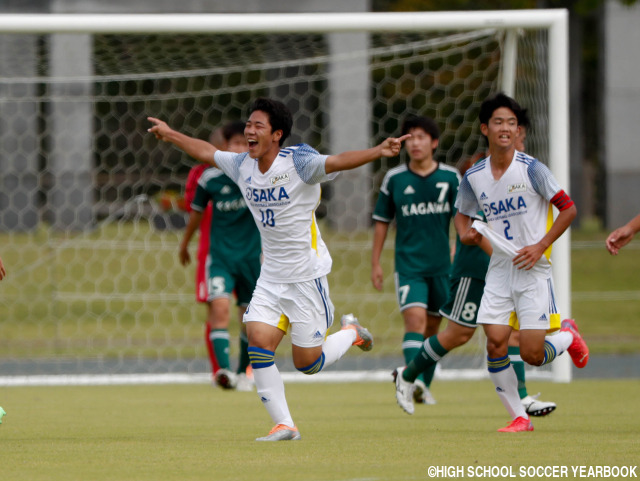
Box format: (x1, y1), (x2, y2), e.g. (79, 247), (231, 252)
(0, 10), (571, 385)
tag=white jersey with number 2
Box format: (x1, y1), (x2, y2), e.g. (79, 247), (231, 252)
(214, 143), (338, 284)
(455, 150), (562, 270)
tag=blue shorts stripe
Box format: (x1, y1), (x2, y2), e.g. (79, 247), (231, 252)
(548, 278), (558, 315)
(314, 278), (331, 329)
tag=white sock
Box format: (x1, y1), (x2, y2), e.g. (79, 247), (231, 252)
(489, 364), (527, 420)
(322, 329), (357, 367)
(252, 364), (294, 428)
(544, 330), (573, 356)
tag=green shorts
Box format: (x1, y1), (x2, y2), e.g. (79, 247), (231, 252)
(207, 255), (260, 306)
(438, 276), (485, 328)
(393, 272), (449, 316)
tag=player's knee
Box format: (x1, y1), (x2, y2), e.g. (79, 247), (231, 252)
(403, 310), (427, 332)
(443, 334), (471, 350)
(295, 353), (325, 375)
(208, 307), (230, 328)
(404, 320), (425, 333)
(440, 325), (473, 349)
(485, 340), (507, 358)
(521, 350), (544, 366)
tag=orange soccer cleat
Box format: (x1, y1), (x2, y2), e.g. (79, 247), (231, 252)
(561, 319), (589, 368)
(497, 416), (534, 433)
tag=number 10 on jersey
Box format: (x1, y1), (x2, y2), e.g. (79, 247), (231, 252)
(260, 208), (275, 227)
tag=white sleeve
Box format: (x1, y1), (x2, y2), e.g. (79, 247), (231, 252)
(290, 143), (339, 184)
(454, 175), (480, 217)
(213, 151), (246, 183)
(527, 159), (562, 201)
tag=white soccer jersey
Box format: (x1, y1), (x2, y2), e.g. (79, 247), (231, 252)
(214, 143), (338, 283)
(455, 151), (562, 267)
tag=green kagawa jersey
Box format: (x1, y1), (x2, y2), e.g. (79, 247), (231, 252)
(373, 162), (460, 277)
(191, 167), (261, 264)
(450, 235), (490, 281)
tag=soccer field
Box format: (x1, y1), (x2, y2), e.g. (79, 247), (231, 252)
(1, 379), (638, 481)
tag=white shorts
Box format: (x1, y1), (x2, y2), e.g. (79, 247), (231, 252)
(477, 256), (558, 331)
(243, 276), (335, 348)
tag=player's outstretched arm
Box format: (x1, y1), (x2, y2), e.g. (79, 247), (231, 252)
(324, 134), (411, 174)
(148, 117), (219, 167)
(0, 255), (5, 280)
(606, 213), (640, 255)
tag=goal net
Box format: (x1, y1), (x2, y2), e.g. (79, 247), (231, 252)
(0, 11), (570, 384)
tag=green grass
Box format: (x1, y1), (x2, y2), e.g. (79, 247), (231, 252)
(1, 380), (638, 481)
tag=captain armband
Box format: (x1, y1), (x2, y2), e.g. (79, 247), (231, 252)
(550, 190), (574, 211)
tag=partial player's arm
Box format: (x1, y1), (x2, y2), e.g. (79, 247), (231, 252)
(371, 221), (389, 291)
(454, 212), (492, 255)
(179, 210), (204, 266)
(513, 193), (577, 270)
(324, 135), (411, 174)
(148, 117), (218, 167)
(0, 255), (5, 280)
(513, 162), (577, 270)
(453, 173), (489, 253)
(606, 213), (640, 255)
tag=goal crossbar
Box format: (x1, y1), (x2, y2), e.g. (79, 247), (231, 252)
(0, 10), (567, 34)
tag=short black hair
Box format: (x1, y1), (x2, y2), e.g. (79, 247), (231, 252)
(222, 120), (246, 141)
(479, 92), (526, 126)
(401, 115), (440, 140)
(249, 98), (293, 146)
(519, 106), (530, 130)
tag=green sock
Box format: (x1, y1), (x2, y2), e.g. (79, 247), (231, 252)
(509, 345), (528, 399)
(402, 332), (424, 381)
(403, 335), (449, 383)
(237, 331), (250, 374)
(421, 364), (437, 388)
(211, 329), (230, 370)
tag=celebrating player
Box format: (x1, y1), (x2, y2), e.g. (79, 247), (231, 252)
(371, 115), (459, 406)
(451, 93), (587, 432)
(149, 97), (408, 441)
(180, 120), (258, 391)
